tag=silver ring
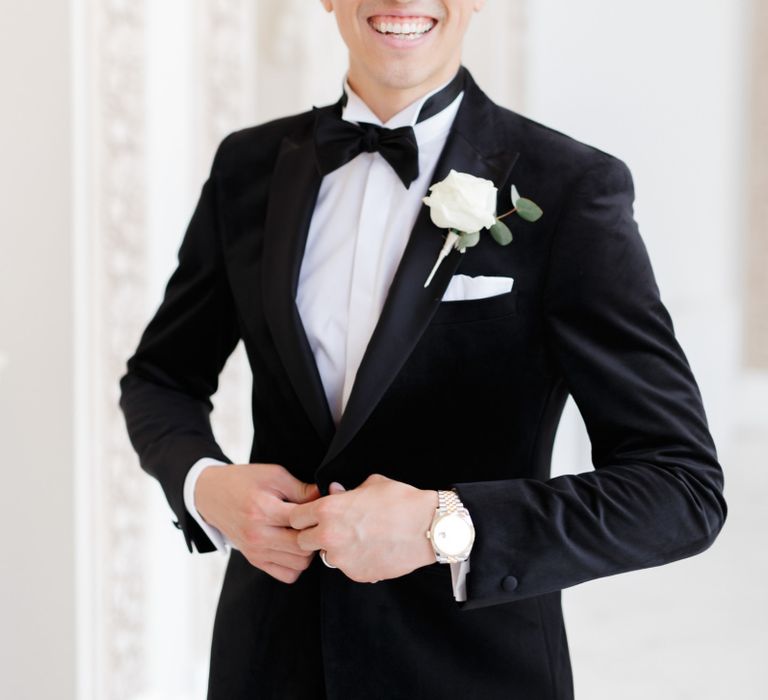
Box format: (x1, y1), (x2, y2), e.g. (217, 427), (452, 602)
(319, 549), (337, 568)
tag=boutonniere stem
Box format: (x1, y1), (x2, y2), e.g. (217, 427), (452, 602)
(424, 231), (461, 287)
(422, 172), (543, 288)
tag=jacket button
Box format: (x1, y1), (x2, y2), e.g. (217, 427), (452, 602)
(172, 519), (182, 530)
(501, 575), (518, 591)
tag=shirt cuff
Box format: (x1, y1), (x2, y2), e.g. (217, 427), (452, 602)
(449, 558), (470, 601)
(183, 457), (234, 554)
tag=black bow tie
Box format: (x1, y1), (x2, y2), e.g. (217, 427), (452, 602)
(314, 116), (419, 188)
(313, 66), (468, 190)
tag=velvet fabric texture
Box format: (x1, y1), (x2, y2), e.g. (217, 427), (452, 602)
(119, 67), (727, 700)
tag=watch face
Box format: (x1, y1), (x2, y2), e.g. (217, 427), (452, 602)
(433, 513), (473, 556)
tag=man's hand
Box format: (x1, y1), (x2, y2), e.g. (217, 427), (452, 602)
(195, 463), (321, 584)
(289, 474), (439, 583)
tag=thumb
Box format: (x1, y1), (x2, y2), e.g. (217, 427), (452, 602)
(275, 472), (321, 504)
(298, 481), (322, 503)
(329, 481), (346, 494)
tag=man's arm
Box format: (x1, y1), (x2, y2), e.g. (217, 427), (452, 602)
(451, 155), (727, 610)
(119, 138), (241, 554)
(120, 137), (322, 583)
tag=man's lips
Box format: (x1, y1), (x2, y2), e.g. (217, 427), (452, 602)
(367, 15), (437, 39)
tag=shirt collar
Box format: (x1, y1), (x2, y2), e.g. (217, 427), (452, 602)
(340, 71), (464, 145)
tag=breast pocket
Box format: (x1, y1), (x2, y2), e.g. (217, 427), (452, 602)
(429, 286), (519, 325)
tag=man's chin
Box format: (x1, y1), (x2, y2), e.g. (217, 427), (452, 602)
(369, 63), (447, 93)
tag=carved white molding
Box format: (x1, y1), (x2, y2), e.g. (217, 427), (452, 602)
(84, 1), (258, 696)
(189, 0), (258, 678)
(197, 0), (255, 466)
(90, 1), (148, 698)
(197, 0), (258, 156)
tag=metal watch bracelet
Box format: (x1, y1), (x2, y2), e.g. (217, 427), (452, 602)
(431, 488), (473, 564)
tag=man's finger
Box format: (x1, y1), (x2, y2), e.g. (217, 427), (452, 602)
(299, 481), (322, 503)
(264, 524), (309, 556)
(267, 467), (321, 504)
(262, 548), (315, 570)
(264, 498), (301, 527)
(295, 525), (323, 552)
(288, 499), (321, 530)
(257, 561), (302, 584)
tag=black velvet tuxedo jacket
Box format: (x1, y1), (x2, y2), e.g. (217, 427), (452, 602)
(119, 68), (727, 700)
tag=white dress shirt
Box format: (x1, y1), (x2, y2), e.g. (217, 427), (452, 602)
(183, 71), (470, 601)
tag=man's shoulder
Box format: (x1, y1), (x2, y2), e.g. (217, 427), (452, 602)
(460, 77), (631, 195)
(209, 106), (319, 180)
(491, 102), (631, 186)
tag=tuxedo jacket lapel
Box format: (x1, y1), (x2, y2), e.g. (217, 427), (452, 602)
(261, 123), (337, 446)
(260, 70), (521, 477)
(316, 72), (520, 475)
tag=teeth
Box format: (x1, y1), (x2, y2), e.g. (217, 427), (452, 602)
(372, 19), (434, 37)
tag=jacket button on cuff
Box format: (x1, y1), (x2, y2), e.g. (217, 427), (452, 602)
(501, 575), (518, 592)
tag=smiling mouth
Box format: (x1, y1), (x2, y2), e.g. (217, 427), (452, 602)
(367, 16), (436, 40)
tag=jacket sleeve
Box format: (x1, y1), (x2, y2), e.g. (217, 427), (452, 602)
(451, 154), (727, 610)
(118, 137), (241, 554)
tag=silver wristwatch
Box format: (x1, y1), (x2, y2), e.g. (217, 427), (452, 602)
(426, 489), (475, 563)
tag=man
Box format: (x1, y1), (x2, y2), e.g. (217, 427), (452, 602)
(119, 0), (728, 698)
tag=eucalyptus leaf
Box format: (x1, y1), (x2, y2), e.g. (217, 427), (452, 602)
(516, 198), (543, 222)
(489, 220), (513, 245)
(456, 230), (480, 251)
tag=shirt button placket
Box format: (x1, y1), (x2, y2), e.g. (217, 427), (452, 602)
(341, 154), (390, 412)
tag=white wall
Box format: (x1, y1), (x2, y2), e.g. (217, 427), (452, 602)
(525, 2), (764, 698)
(526, 0), (747, 450)
(0, 2), (76, 699)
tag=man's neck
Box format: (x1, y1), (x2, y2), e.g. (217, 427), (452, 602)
(346, 63), (462, 124)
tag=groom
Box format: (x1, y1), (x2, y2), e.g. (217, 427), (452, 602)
(119, 0), (727, 698)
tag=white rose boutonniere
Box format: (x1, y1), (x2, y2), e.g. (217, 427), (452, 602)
(422, 169), (498, 233)
(422, 169), (543, 287)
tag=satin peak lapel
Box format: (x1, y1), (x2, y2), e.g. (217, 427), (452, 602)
(315, 74), (520, 481)
(261, 117), (338, 446)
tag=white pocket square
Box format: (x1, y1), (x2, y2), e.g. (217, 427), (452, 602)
(440, 274), (514, 302)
